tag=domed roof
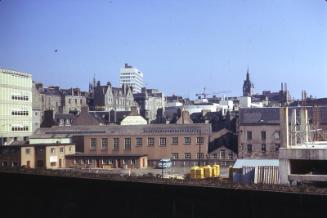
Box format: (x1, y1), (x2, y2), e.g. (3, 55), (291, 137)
(120, 115), (147, 126)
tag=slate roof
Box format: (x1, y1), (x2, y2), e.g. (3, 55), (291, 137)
(34, 123), (212, 136)
(239, 108), (280, 125)
(239, 107), (327, 125)
(208, 131), (238, 153)
(43, 87), (61, 96)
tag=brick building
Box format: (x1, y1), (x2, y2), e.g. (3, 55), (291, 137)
(34, 122), (212, 167)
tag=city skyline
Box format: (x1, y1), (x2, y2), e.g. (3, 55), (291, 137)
(0, 0), (326, 98)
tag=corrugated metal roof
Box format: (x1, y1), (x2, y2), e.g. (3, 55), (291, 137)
(233, 159), (279, 169)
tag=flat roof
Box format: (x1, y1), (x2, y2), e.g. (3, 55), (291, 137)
(0, 143), (74, 148)
(66, 153), (147, 158)
(233, 159), (279, 169)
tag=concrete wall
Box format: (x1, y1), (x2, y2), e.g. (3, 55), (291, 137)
(0, 69), (33, 142)
(279, 148), (327, 160)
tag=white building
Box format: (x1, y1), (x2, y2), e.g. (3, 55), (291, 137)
(0, 69), (33, 145)
(183, 98), (233, 116)
(119, 63), (144, 93)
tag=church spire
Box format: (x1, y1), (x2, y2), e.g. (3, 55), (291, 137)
(246, 67), (250, 81)
(242, 68), (254, 97)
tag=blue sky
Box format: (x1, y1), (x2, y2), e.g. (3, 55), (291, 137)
(0, 0), (326, 99)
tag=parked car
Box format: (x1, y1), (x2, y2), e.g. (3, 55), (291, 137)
(157, 159), (172, 169)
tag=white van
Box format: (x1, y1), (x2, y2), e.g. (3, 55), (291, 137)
(157, 159), (172, 169)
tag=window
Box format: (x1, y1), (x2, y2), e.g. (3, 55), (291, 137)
(172, 153), (179, 159)
(213, 153), (217, 159)
(148, 137), (154, 146)
(172, 137), (178, 145)
(196, 137), (204, 144)
(90, 138), (97, 150)
(136, 138), (143, 146)
(275, 143), (280, 151)
(247, 144), (252, 153)
(261, 131), (266, 141)
(68, 99), (71, 104)
(50, 162), (56, 167)
(75, 99), (77, 104)
(124, 138), (131, 151)
(184, 153), (191, 159)
(197, 153), (204, 159)
(80, 99), (83, 104)
(184, 137), (191, 145)
(101, 138), (108, 150)
(60, 147), (64, 153)
(25, 148), (31, 154)
(113, 138), (119, 151)
(219, 150), (226, 159)
(247, 131), (252, 141)
(262, 144), (266, 153)
(51, 148), (55, 154)
(160, 137), (166, 146)
(228, 152), (233, 160)
(274, 131), (280, 140)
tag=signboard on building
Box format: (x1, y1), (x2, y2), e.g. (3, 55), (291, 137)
(50, 156), (58, 163)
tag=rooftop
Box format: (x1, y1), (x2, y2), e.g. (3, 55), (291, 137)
(233, 159), (279, 169)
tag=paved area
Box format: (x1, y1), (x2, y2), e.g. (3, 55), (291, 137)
(68, 166), (230, 179)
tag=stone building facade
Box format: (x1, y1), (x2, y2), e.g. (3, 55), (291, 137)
(238, 108), (281, 159)
(32, 82), (42, 132)
(40, 86), (62, 114)
(134, 88), (166, 123)
(60, 88), (87, 114)
(92, 81), (136, 111)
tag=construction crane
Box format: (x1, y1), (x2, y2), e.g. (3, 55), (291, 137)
(195, 87), (231, 100)
(196, 87), (210, 99)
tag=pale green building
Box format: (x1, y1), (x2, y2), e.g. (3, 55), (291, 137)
(0, 68), (32, 145)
